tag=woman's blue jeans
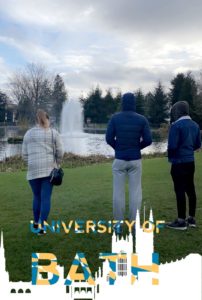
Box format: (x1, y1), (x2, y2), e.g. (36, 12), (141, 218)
(29, 176), (53, 226)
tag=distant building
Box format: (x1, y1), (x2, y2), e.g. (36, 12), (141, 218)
(0, 98), (17, 125)
(6, 101), (17, 124)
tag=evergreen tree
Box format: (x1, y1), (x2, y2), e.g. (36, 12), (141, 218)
(192, 95), (202, 128)
(103, 89), (117, 121)
(82, 88), (123, 124)
(148, 82), (169, 127)
(170, 72), (197, 117)
(135, 89), (145, 115)
(83, 86), (103, 123)
(0, 91), (9, 122)
(170, 73), (186, 105)
(52, 74), (68, 125)
(37, 79), (53, 114)
(180, 73), (197, 115)
(192, 73), (202, 128)
(114, 91), (122, 112)
(144, 92), (153, 118)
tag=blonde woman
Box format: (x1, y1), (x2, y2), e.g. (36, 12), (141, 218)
(22, 109), (64, 235)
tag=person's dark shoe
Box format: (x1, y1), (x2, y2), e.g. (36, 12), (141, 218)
(167, 219), (187, 230)
(37, 229), (47, 236)
(187, 216), (196, 228)
(33, 223), (39, 229)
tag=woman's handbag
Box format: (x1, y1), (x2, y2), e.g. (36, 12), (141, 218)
(50, 129), (64, 186)
(50, 167), (64, 185)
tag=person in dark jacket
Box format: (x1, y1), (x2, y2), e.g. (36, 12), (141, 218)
(106, 92), (152, 228)
(167, 101), (201, 230)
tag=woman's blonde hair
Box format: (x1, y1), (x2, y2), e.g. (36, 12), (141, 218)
(36, 109), (50, 128)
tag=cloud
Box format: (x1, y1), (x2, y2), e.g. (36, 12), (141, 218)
(0, 0), (94, 29)
(0, 57), (13, 91)
(0, 0), (202, 98)
(1, 0), (202, 37)
(92, 0), (202, 41)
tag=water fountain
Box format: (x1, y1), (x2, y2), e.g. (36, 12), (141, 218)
(60, 99), (88, 155)
(60, 99), (83, 135)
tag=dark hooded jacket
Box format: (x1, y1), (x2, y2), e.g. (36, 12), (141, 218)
(106, 93), (152, 160)
(168, 101), (201, 163)
(170, 101), (189, 123)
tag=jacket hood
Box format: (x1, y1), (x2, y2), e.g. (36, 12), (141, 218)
(171, 101), (189, 123)
(121, 93), (136, 112)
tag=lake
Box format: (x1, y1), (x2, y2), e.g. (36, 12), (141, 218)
(0, 132), (167, 161)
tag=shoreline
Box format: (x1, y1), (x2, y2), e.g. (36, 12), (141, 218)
(0, 152), (167, 172)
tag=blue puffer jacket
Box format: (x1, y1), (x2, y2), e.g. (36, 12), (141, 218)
(106, 93), (152, 160)
(168, 117), (201, 164)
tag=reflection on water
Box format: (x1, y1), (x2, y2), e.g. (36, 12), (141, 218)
(62, 133), (167, 156)
(0, 133), (167, 161)
(0, 126), (27, 161)
(0, 142), (22, 161)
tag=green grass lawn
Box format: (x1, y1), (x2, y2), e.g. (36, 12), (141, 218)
(0, 154), (202, 282)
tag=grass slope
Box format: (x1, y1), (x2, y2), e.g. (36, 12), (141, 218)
(0, 154), (202, 281)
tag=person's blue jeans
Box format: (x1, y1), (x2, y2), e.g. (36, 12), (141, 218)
(29, 177), (53, 226)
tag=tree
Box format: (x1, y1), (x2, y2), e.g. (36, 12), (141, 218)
(170, 73), (186, 105)
(16, 95), (35, 124)
(192, 73), (202, 128)
(181, 73), (197, 115)
(135, 89), (145, 115)
(52, 74), (68, 125)
(10, 63), (53, 124)
(192, 96), (202, 128)
(82, 87), (122, 124)
(0, 91), (9, 122)
(82, 86), (103, 123)
(103, 89), (117, 121)
(148, 82), (169, 127)
(144, 92), (153, 118)
(37, 79), (53, 114)
(170, 72), (198, 117)
(114, 91), (122, 112)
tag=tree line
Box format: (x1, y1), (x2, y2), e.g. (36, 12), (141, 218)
(81, 83), (169, 127)
(0, 63), (202, 128)
(82, 72), (202, 128)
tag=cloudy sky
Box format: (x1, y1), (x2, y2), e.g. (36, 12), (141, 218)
(0, 0), (202, 98)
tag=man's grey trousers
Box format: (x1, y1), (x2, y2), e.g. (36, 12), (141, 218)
(112, 158), (142, 221)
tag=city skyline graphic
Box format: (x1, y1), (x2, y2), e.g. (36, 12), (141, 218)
(0, 210), (201, 300)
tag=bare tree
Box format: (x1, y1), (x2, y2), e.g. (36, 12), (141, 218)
(10, 63), (53, 124)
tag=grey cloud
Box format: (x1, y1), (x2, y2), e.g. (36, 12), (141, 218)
(92, 0), (202, 38)
(3, 0), (202, 33)
(2, 0), (202, 44)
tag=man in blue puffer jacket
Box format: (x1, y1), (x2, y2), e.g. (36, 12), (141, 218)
(167, 101), (201, 230)
(106, 92), (152, 226)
